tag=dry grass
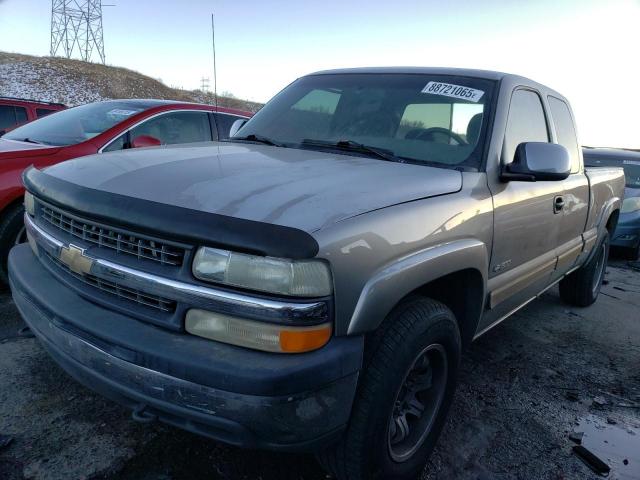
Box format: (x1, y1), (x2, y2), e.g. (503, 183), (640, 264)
(0, 51), (263, 113)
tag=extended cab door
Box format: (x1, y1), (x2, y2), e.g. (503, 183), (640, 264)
(482, 88), (564, 329)
(547, 96), (590, 276)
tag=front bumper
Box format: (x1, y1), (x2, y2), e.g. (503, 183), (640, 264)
(611, 223), (640, 249)
(9, 244), (363, 451)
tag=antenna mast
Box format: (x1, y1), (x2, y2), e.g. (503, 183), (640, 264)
(211, 13), (218, 109)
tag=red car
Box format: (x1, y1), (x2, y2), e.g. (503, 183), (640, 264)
(0, 97), (67, 135)
(0, 99), (252, 282)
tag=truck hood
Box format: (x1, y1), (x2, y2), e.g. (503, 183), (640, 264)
(42, 142), (462, 232)
(624, 186), (640, 199)
(0, 138), (61, 158)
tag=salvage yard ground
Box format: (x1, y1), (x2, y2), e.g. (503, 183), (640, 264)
(1, 257), (639, 480)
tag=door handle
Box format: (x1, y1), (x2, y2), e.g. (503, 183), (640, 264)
(554, 196), (565, 214)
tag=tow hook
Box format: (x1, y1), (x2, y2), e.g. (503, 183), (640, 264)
(132, 404), (157, 423)
(17, 326), (35, 338)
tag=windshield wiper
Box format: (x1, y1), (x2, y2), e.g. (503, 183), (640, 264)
(300, 139), (404, 163)
(231, 134), (283, 147)
(21, 138), (43, 145)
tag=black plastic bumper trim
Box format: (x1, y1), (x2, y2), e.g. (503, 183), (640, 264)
(9, 244), (363, 396)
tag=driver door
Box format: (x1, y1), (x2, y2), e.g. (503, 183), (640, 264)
(481, 88), (564, 331)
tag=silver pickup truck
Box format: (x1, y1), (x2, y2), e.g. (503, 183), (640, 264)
(9, 68), (624, 480)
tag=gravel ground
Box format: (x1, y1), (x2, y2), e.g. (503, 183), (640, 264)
(1, 257), (639, 480)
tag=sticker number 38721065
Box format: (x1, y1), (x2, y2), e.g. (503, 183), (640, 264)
(421, 82), (485, 103)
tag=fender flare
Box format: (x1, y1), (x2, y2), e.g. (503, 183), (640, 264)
(0, 190), (26, 219)
(582, 197), (621, 266)
(347, 239), (489, 335)
(598, 197), (621, 235)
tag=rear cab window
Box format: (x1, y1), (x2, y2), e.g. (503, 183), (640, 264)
(623, 161), (640, 188)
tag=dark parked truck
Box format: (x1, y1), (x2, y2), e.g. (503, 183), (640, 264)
(9, 68), (624, 480)
(583, 147), (640, 259)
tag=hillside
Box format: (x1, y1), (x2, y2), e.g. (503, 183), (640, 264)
(0, 51), (262, 112)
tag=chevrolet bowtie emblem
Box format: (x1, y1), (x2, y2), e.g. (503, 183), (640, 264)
(59, 244), (94, 275)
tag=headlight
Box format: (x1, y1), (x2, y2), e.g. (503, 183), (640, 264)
(185, 309), (332, 353)
(621, 197), (640, 213)
(192, 247), (332, 297)
(24, 191), (35, 216)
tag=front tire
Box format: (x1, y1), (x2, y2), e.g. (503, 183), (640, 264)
(559, 231), (609, 307)
(0, 202), (26, 286)
(317, 297), (461, 480)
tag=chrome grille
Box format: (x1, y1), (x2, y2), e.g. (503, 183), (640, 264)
(45, 252), (176, 312)
(40, 204), (185, 267)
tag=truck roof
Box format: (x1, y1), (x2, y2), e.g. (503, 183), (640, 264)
(583, 147), (640, 162)
(310, 66), (508, 80)
(308, 67), (566, 100)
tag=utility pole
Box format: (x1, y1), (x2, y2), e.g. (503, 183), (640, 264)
(50, 0), (113, 64)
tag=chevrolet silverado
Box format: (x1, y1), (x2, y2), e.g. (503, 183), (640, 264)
(9, 68), (624, 479)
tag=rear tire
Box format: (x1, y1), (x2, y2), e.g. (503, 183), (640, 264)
(317, 297), (461, 480)
(559, 231), (609, 307)
(0, 202), (26, 287)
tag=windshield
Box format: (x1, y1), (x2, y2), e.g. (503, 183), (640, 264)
(623, 161), (640, 188)
(233, 73), (495, 168)
(584, 154), (640, 188)
(3, 101), (148, 146)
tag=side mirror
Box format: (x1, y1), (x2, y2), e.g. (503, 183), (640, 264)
(502, 142), (571, 182)
(130, 135), (162, 149)
(228, 119), (247, 138)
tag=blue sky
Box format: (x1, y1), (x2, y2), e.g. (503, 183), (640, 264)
(1, 0), (639, 148)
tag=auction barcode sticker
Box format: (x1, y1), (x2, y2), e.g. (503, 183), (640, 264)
(108, 109), (141, 117)
(421, 82), (484, 102)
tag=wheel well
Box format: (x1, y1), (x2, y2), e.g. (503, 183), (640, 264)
(606, 210), (619, 234)
(411, 269), (484, 348)
(0, 196), (25, 223)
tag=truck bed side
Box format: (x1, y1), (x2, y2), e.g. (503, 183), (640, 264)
(584, 166), (625, 238)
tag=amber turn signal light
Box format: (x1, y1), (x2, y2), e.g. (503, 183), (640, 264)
(185, 309), (332, 353)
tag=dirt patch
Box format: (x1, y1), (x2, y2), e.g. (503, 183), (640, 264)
(1, 262), (639, 479)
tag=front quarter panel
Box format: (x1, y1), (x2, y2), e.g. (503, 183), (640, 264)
(313, 172), (493, 336)
(0, 144), (97, 213)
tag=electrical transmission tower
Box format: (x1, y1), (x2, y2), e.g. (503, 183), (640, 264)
(200, 77), (210, 92)
(50, 0), (106, 64)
